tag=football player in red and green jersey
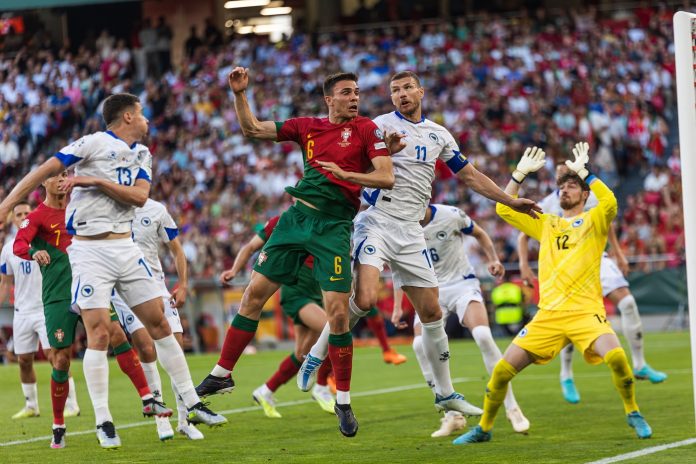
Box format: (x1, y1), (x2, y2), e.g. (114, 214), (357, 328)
(197, 68), (404, 437)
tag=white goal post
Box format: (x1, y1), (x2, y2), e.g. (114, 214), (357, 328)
(673, 11), (696, 428)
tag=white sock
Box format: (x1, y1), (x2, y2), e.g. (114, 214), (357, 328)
(83, 349), (112, 424)
(471, 325), (518, 410)
(66, 376), (79, 410)
(171, 382), (189, 427)
(336, 390), (350, 404)
(412, 333), (435, 394)
(560, 344), (574, 381)
(141, 361), (163, 401)
(259, 383), (272, 396)
(154, 334), (199, 408)
(21, 382), (38, 410)
(308, 323), (330, 360)
(420, 318), (454, 397)
(348, 296), (370, 328)
(618, 295), (646, 370)
(210, 364), (231, 377)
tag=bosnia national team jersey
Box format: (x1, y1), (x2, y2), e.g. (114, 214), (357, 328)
(0, 242), (43, 314)
(54, 131), (153, 236)
(131, 199), (178, 278)
(496, 176), (617, 313)
(423, 204), (476, 284)
(275, 116), (389, 220)
(363, 111), (469, 222)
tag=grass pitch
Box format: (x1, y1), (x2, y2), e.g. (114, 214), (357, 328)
(0, 332), (694, 463)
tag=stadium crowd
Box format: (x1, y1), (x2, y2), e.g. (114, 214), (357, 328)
(0, 4), (685, 279)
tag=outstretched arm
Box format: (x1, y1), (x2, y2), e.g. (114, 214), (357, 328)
(229, 67), (278, 140)
(317, 155), (395, 189)
(0, 157), (64, 225)
(220, 235), (266, 284)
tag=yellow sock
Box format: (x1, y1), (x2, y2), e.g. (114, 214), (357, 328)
(479, 359), (518, 432)
(604, 347), (639, 414)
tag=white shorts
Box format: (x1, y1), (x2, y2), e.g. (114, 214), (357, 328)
(600, 254), (629, 297)
(68, 238), (162, 311)
(13, 312), (49, 355)
(353, 208), (438, 289)
(111, 281), (183, 335)
(413, 276), (483, 327)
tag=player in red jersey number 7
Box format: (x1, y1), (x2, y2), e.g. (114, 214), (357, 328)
(196, 68), (404, 438)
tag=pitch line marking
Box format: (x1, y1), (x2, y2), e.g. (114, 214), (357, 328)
(1, 369), (692, 449)
(584, 437), (696, 463)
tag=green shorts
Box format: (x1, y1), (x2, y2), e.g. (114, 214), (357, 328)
(44, 300), (80, 349)
(254, 202), (353, 292)
(280, 265), (323, 325)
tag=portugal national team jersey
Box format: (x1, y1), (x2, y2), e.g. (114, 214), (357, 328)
(363, 111), (469, 222)
(131, 199), (178, 278)
(257, 215), (314, 268)
(1, 241), (43, 315)
(13, 203), (73, 305)
(423, 204), (476, 284)
(496, 176), (617, 314)
(275, 116), (389, 220)
(54, 131), (153, 236)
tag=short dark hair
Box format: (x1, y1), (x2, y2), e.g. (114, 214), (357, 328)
(389, 71), (421, 87)
(557, 173), (589, 192)
(323, 72), (358, 96)
(102, 93), (140, 127)
(13, 200), (30, 211)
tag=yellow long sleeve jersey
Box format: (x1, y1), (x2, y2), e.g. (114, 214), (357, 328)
(497, 176), (618, 314)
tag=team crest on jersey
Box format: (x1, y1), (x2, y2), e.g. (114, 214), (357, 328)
(436, 231), (447, 240)
(257, 251), (268, 266)
(572, 218), (584, 228)
(364, 245), (376, 255)
(108, 151), (117, 160)
(54, 329), (65, 343)
(339, 128), (352, 147)
(19, 219), (29, 229)
(374, 128), (384, 140)
(429, 133), (439, 143)
(141, 217), (151, 226)
(518, 327), (528, 338)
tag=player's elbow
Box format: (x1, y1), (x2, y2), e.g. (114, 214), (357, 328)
(133, 192), (148, 208)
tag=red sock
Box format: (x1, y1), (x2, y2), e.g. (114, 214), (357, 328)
(266, 354), (301, 392)
(51, 379), (69, 426)
(328, 343), (353, 393)
(218, 315), (259, 371)
(366, 314), (390, 352)
(316, 357), (333, 386)
(116, 348), (151, 399)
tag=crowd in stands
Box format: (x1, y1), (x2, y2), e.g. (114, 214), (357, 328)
(0, 4), (686, 282)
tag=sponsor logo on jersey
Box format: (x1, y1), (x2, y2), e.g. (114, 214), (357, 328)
(54, 329), (65, 343)
(19, 219), (29, 229)
(257, 251), (267, 266)
(141, 217), (151, 226)
(436, 231), (447, 240)
(81, 285), (94, 298)
(572, 218), (584, 228)
(50, 223), (60, 229)
(339, 127), (352, 147)
(429, 132), (439, 143)
(363, 245), (376, 255)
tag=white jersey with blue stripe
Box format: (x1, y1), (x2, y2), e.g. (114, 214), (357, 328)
(55, 131), (153, 236)
(422, 204), (476, 284)
(538, 189), (599, 217)
(0, 242), (43, 315)
(131, 199), (178, 278)
(363, 111), (469, 222)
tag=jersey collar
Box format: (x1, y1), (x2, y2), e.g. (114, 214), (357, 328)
(394, 111), (425, 124)
(106, 130), (139, 149)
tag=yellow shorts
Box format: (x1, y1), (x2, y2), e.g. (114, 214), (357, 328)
(512, 309), (616, 365)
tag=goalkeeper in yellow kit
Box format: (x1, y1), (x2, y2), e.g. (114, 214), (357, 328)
(454, 143), (652, 444)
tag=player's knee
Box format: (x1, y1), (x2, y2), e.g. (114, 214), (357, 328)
(240, 285), (268, 318)
(18, 355), (33, 370)
(353, 291), (377, 311)
(327, 311), (349, 333)
(417, 306), (442, 323)
(138, 342), (157, 363)
(91, 325), (111, 349)
(53, 351), (71, 371)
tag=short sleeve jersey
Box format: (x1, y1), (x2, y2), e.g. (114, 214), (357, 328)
(54, 131), (153, 236)
(363, 111), (469, 222)
(1, 241), (43, 314)
(423, 204), (476, 284)
(131, 199), (178, 277)
(275, 116), (389, 220)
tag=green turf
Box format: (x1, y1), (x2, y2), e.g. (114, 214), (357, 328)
(0, 332), (694, 463)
